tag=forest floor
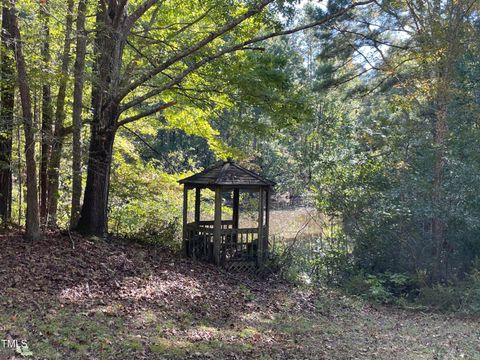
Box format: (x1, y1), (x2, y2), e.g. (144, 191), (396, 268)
(0, 232), (479, 360)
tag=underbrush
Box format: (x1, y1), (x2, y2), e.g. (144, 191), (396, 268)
(109, 159), (184, 251)
(269, 237), (480, 314)
(130, 219), (180, 251)
(416, 270), (480, 313)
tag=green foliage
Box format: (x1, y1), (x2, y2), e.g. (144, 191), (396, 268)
(417, 285), (463, 312)
(344, 272), (415, 304)
(267, 239), (318, 284)
(267, 232), (353, 286)
(109, 147), (184, 250)
(302, 3), (480, 289)
(417, 268), (480, 314)
(15, 345), (33, 358)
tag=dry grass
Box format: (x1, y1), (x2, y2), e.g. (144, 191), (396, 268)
(235, 207), (324, 241)
(268, 207), (324, 240)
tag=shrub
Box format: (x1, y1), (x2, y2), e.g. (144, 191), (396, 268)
(344, 272), (416, 304)
(109, 158), (184, 250)
(417, 285), (462, 311)
(266, 241), (311, 284)
(416, 268), (480, 314)
(463, 270), (480, 313)
(136, 219), (180, 251)
(266, 235), (353, 285)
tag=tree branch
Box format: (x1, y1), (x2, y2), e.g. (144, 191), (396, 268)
(116, 0), (275, 101)
(120, 124), (177, 171)
(116, 100), (177, 127)
(122, 0), (161, 33)
(166, 5), (215, 41)
(120, 0), (374, 111)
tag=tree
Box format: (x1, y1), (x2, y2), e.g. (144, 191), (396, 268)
(370, 0), (477, 282)
(76, 0), (372, 236)
(0, 0), (15, 225)
(419, 0), (475, 282)
(70, 0), (88, 229)
(304, 0), (479, 283)
(7, 0), (40, 240)
(40, 0), (53, 224)
(46, 0), (75, 227)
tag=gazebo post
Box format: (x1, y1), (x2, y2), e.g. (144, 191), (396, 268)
(232, 188), (239, 229)
(194, 187), (201, 224)
(213, 186), (222, 265)
(182, 186), (188, 256)
(257, 187), (265, 265)
(232, 188), (240, 243)
(265, 187), (270, 252)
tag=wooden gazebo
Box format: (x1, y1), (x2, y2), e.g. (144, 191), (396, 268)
(178, 160), (275, 271)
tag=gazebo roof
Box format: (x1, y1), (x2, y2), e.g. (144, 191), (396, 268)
(178, 160), (275, 187)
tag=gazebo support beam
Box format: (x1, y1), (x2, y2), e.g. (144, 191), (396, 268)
(232, 188), (239, 229)
(194, 187), (201, 224)
(182, 186), (188, 256)
(265, 187), (270, 252)
(213, 187), (222, 265)
(257, 188), (265, 266)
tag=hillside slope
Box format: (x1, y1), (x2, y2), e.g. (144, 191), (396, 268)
(0, 233), (478, 359)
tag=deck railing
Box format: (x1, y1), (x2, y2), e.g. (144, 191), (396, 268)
(185, 221), (267, 264)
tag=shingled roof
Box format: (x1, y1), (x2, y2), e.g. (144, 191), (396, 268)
(178, 160), (275, 187)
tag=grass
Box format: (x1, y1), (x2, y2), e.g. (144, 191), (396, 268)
(2, 288), (479, 360)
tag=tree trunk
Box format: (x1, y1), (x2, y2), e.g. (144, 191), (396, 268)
(428, 2), (468, 283)
(46, 0), (74, 227)
(40, 2), (53, 225)
(76, 105), (118, 236)
(76, 2), (126, 236)
(0, 1), (15, 226)
(9, 1), (40, 240)
(70, 0), (88, 229)
(432, 103), (447, 282)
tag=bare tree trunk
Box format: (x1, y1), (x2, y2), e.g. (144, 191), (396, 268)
(16, 123), (22, 225)
(0, 1), (15, 226)
(70, 0), (87, 229)
(46, 0), (74, 227)
(40, 1), (53, 225)
(76, 108), (118, 236)
(8, 1), (40, 240)
(76, 3), (126, 236)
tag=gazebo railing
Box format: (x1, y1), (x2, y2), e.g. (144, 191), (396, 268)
(222, 227), (258, 262)
(185, 222), (267, 265)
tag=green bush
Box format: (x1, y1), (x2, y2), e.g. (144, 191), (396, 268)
(417, 285), (462, 311)
(266, 236), (353, 285)
(366, 275), (393, 303)
(416, 268), (480, 313)
(266, 241), (311, 284)
(344, 272), (416, 304)
(109, 158), (185, 250)
(136, 219), (180, 251)
(310, 246), (354, 285)
(464, 270), (480, 313)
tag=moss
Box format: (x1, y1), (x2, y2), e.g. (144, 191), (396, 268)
(238, 327), (259, 339)
(149, 338), (188, 357)
(125, 336), (143, 351)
